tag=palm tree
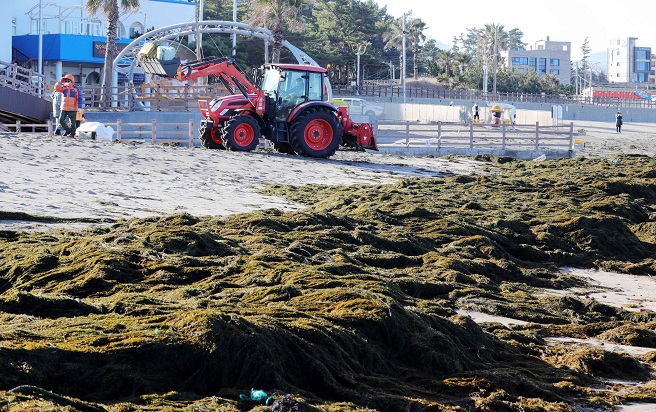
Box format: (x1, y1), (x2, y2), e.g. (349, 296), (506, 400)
(453, 52), (472, 79)
(406, 18), (426, 79)
(382, 16), (405, 81)
(477, 23), (508, 66)
(86, 0), (139, 108)
(248, 0), (312, 63)
(436, 50), (455, 78)
(477, 23), (507, 97)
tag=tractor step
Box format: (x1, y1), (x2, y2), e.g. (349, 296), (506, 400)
(274, 121), (290, 143)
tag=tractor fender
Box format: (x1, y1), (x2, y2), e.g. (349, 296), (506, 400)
(286, 101), (337, 123)
(232, 109), (266, 131)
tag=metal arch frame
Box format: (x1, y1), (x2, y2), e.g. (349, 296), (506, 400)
(112, 20), (320, 85)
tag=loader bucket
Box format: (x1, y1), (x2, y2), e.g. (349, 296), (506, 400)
(138, 55), (181, 78)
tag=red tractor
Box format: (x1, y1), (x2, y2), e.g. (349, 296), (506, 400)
(169, 56), (377, 158)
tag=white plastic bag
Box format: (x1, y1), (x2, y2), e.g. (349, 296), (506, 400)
(76, 121), (115, 140)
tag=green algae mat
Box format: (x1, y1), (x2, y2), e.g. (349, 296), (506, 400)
(1, 155), (656, 411)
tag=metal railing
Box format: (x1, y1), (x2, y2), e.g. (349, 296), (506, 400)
(0, 60), (52, 98)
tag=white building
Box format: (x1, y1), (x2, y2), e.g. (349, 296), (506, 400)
(8, 0), (197, 85)
(607, 37), (651, 84)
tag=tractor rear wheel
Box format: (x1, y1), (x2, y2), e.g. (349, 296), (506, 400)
(199, 121), (225, 150)
(223, 114), (261, 152)
(290, 108), (342, 158)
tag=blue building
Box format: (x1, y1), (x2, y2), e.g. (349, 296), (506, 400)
(6, 0), (197, 85)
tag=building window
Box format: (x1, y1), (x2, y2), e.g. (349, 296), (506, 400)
(539, 58), (546, 75)
(550, 69), (560, 75)
(637, 62), (650, 71)
(638, 73), (648, 82)
(511, 57), (528, 65)
(529, 57), (536, 69)
(636, 50), (650, 60)
(550, 59), (560, 66)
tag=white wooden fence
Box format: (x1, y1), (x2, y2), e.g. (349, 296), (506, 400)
(3, 119), (575, 154)
(375, 121), (575, 151)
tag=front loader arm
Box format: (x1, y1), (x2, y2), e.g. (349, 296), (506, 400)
(176, 56), (260, 95)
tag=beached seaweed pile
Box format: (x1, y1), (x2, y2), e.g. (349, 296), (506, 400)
(0, 154), (655, 411)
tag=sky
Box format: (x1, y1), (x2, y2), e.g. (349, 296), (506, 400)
(371, 0), (654, 66)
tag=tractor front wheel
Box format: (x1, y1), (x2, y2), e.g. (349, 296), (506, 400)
(290, 108), (342, 158)
(199, 120), (225, 150)
(223, 114), (261, 152)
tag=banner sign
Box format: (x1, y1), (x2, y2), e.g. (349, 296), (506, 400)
(93, 42), (129, 58)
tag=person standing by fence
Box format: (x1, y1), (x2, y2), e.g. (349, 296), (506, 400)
(473, 102), (480, 123)
(615, 111), (623, 133)
(56, 74), (83, 137)
(51, 82), (63, 135)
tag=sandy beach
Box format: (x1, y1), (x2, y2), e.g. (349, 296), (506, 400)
(1, 119), (653, 231)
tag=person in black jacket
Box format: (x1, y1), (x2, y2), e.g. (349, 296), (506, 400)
(615, 111), (623, 133)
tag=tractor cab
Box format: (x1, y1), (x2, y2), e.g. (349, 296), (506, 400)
(260, 64), (330, 120)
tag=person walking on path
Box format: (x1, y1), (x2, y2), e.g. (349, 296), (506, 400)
(56, 74), (83, 137)
(50, 83), (63, 135)
(615, 111), (623, 133)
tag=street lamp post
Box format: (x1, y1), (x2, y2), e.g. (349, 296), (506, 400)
(38, 0), (43, 74)
(349, 42), (368, 95)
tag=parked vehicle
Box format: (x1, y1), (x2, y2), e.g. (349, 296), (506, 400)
(332, 97), (385, 118)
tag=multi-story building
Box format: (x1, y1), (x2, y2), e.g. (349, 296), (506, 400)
(607, 37), (651, 84)
(502, 36), (571, 85)
(650, 54), (656, 87)
(5, 0), (197, 86)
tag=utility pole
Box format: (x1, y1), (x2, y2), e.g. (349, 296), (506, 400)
(232, 0), (237, 56)
(589, 66), (593, 104)
(492, 25), (498, 99)
(195, 3), (201, 59)
(199, 0), (204, 55)
(38, 0), (43, 74)
(389, 60), (394, 99)
(483, 41), (488, 102)
(402, 11), (411, 105)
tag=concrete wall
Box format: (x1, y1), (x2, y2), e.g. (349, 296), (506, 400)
(370, 96), (655, 124)
(377, 101), (554, 125)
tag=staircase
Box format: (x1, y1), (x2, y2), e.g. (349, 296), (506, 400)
(0, 59), (55, 124)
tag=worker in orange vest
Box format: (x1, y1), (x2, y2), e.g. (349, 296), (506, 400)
(55, 74), (83, 137)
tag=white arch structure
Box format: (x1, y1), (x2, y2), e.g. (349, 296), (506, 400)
(112, 20), (320, 87)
